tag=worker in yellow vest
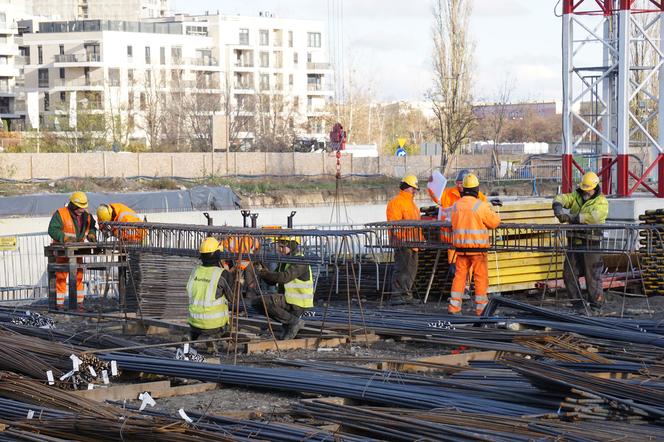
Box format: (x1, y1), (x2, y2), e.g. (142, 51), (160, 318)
(47, 191), (97, 309)
(256, 236), (313, 340)
(96, 203), (146, 243)
(186, 237), (234, 354)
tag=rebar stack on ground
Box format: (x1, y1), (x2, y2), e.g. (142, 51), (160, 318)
(638, 209), (664, 295)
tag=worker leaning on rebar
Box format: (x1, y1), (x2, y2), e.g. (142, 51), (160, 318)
(47, 191), (97, 310)
(386, 174), (422, 305)
(96, 202), (146, 243)
(552, 172), (609, 311)
(186, 237), (234, 354)
(255, 236), (313, 340)
(447, 174), (501, 316)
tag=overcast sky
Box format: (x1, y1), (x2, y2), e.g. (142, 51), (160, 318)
(173, 0), (562, 103)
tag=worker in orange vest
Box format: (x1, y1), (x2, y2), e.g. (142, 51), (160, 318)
(438, 170), (487, 277)
(219, 235), (261, 301)
(96, 203), (145, 243)
(386, 174), (421, 305)
(47, 191), (97, 309)
(448, 174), (500, 316)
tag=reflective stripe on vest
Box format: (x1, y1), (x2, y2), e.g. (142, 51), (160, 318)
(56, 207), (90, 243)
(284, 262), (314, 308)
(187, 266), (229, 329)
(451, 198), (491, 250)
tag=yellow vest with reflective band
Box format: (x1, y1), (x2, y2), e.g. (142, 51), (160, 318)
(283, 262), (314, 308)
(186, 265), (229, 329)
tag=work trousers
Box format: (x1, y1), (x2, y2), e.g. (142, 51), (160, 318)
(189, 325), (228, 353)
(240, 263), (260, 302)
(563, 252), (604, 306)
(252, 294), (305, 326)
(55, 256), (85, 308)
(449, 253), (489, 316)
(390, 248), (419, 301)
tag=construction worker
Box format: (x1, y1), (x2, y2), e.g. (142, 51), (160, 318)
(553, 171), (609, 310)
(96, 203), (145, 243)
(47, 191), (97, 309)
(219, 235), (261, 301)
(186, 237), (233, 354)
(438, 170), (488, 277)
(255, 236), (313, 340)
(386, 174), (422, 305)
(448, 174), (501, 316)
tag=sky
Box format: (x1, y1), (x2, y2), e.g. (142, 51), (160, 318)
(172, 0), (562, 103)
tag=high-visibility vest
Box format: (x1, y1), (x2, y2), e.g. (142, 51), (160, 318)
(386, 191), (422, 246)
(283, 262), (314, 308)
(220, 236), (260, 270)
(186, 265), (229, 330)
(108, 203), (145, 242)
(55, 207), (91, 244)
(451, 196), (500, 251)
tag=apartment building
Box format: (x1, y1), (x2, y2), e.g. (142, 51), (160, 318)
(18, 12), (334, 148)
(28, 0), (170, 20)
(21, 18), (220, 145)
(0, 0), (27, 130)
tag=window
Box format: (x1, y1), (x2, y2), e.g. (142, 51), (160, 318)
(288, 31), (293, 48)
(259, 51), (269, 68)
(140, 92), (146, 110)
(38, 68), (48, 87)
(127, 45), (133, 59)
(288, 74), (293, 88)
(109, 68), (120, 86)
(145, 46), (151, 64)
(59, 68), (65, 79)
(128, 92), (134, 110)
(43, 93), (49, 111)
(239, 28), (249, 45)
(59, 44), (64, 55)
(274, 51), (282, 68)
(259, 29), (269, 46)
(307, 32), (321, 48)
(59, 91), (66, 102)
(293, 52), (298, 65)
(127, 68), (134, 83)
(259, 73), (269, 90)
(307, 52), (312, 63)
(171, 46), (182, 62)
(145, 70), (151, 87)
(160, 47), (165, 65)
(37, 45), (43, 64)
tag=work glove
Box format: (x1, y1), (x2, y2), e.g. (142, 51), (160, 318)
(557, 213), (571, 224)
(420, 205), (439, 217)
(490, 199), (503, 207)
(87, 232), (97, 243)
(552, 202), (564, 217)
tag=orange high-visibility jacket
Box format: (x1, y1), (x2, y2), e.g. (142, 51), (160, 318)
(386, 190), (422, 245)
(108, 203), (144, 242)
(220, 236), (261, 270)
(438, 187), (487, 243)
(53, 207), (91, 244)
(450, 196), (500, 252)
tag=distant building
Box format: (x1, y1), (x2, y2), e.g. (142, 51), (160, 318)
(473, 101), (561, 120)
(471, 141), (549, 155)
(28, 0), (170, 20)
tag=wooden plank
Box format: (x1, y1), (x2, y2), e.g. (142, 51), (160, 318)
(245, 336), (348, 354)
(72, 380), (170, 402)
(150, 382), (218, 398)
(382, 350), (498, 373)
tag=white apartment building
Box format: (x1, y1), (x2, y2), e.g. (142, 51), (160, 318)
(28, 0), (170, 20)
(18, 12), (334, 149)
(0, 0), (28, 130)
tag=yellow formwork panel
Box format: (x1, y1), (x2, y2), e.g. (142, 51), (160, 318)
(487, 255), (563, 270)
(490, 271), (562, 286)
(489, 263), (563, 278)
(498, 210), (555, 220)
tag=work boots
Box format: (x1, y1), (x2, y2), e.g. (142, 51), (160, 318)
(281, 319), (305, 340)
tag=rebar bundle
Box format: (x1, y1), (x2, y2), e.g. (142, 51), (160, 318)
(638, 209), (664, 295)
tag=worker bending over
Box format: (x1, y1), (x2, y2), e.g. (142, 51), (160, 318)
(256, 236), (313, 340)
(48, 191), (97, 309)
(386, 174), (421, 305)
(438, 169), (487, 277)
(448, 174), (501, 315)
(186, 237), (234, 354)
(96, 203), (145, 242)
(219, 235), (261, 302)
(553, 171), (608, 311)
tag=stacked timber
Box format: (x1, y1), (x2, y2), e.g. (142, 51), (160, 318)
(638, 209), (664, 295)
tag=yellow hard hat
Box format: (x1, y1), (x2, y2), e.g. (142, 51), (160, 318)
(96, 204), (112, 222)
(462, 173), (480, 188)
(69, 191), (88, 209)
(278, 235), (300, 245)
(199, 237), (220, 254)
(401, 174), (419, 190)
(579, 171), (599, 191)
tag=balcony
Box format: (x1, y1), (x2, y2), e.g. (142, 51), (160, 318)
(186, 57), (218, 67)
(0, 65), (19, 77)
(0, 44), (19, 56)
(53, 53), (102, 65)
(234, 60), (254, 68)
(307, 62), (332, 70)
(0, 84), (13, 94)
(51, 78), (105, 89)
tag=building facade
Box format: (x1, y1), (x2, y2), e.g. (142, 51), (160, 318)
(0, 0), (28, 130)
(16, 12), (333, 149)
(28, 0), (170, 20)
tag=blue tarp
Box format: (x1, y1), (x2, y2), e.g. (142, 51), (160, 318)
(0, 186), (241, 217)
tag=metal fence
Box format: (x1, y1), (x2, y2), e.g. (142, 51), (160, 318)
(448, 164), (574, 183)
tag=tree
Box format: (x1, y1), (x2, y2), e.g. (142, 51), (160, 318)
(253, 93), (298, 152)
(137, 69), (166, 151)
(427, 0), (475, 171)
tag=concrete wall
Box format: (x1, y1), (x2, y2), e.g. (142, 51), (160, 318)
(0, 152), (482, 180)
